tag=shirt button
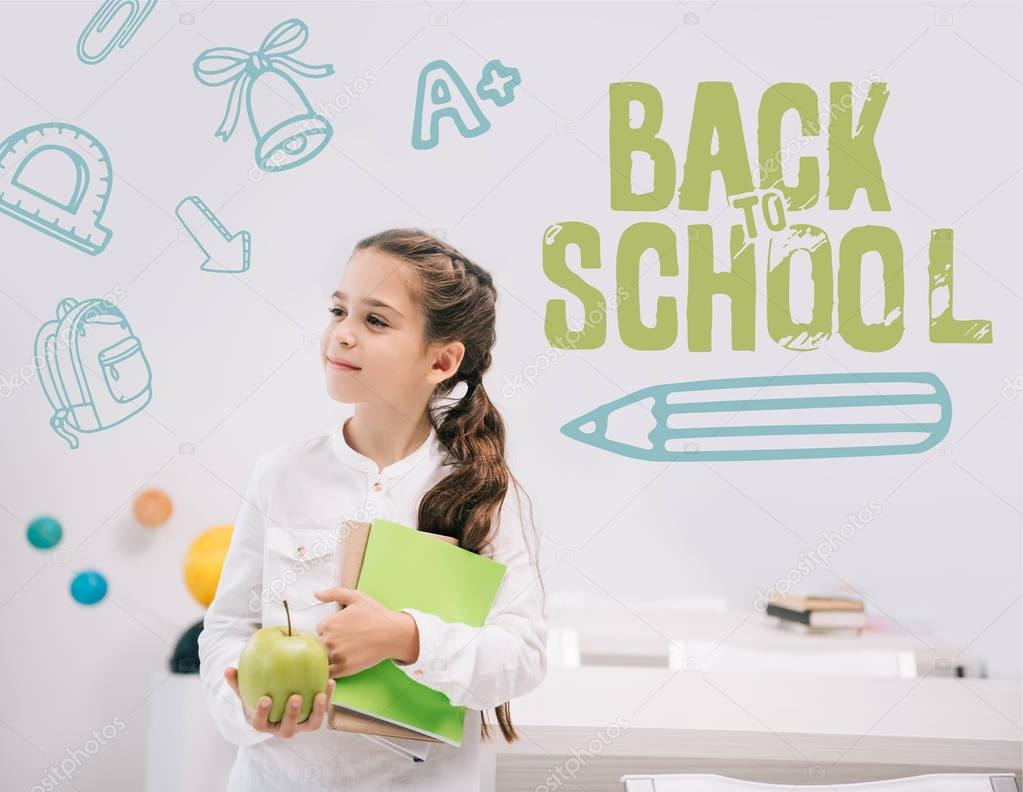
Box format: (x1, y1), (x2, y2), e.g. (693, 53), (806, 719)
(296, 545), (306, 556)
(373, 481), (383, 491)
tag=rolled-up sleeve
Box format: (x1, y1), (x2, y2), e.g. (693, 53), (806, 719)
(197, 455), (275, 747)
(394, 487), (548, 710)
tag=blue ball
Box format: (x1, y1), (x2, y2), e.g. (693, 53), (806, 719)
(27, 516), (63, 549)
(71, 571), (107, 605)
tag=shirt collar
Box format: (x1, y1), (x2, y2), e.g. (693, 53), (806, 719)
(331, 416), (440, 477)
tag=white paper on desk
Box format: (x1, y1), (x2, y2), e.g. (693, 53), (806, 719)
(360, 733), (431, 762)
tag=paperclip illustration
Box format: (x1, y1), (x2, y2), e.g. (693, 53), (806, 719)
(0, 123), (113, 255)
(175, 195), (251, 273)
(193, 18), (334, 173)
(34, 297), (153, 450)
(561, 372), (952, 462)
(76, 0), (158, 65)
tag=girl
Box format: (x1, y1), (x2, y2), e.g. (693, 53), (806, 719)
(198, 229), (548, 791)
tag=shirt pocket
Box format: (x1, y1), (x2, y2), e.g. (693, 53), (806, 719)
(261, 524), (340, 636)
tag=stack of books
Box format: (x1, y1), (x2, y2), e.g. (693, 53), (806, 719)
(327, 518), (507, 762)
(765, 595), (866, 634)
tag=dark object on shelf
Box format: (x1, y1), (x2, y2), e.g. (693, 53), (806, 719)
(170, 619), (205, 674)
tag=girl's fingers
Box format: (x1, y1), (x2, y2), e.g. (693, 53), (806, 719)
(305, 693), (325, 730)
(278, 694), (302, 738)
(252, 696), (272, 731)
(224, 676), (335, 735)
(321, 681), (336, 725)
(306, 680), (335, 730)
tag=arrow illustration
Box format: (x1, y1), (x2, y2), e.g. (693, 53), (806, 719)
(175, 195), (251, 273)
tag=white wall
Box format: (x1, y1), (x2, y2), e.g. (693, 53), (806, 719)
(0, 2), (1019, 790)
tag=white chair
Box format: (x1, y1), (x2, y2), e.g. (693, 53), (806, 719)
(668, 639), (918, 678)
(621, 773), (1020, 792)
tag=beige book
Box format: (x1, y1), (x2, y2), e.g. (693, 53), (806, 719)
(775, 595), (865, 612)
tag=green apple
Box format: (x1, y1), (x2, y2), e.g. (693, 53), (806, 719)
(237, 600), (329, 724)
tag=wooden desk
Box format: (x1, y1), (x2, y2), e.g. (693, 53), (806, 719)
(491, 667), (1022, 791)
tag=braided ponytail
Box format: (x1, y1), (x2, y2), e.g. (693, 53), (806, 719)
(353, 229), (542, 743)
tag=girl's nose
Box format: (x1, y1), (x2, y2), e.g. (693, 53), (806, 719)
(332, 316), (356, 346)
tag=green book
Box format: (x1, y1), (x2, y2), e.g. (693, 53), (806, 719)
(331, 518), (507, 746)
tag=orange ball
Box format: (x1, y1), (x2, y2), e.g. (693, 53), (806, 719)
(134, 488), (173, 527)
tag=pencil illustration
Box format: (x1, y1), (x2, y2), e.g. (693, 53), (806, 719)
(560, 372), (952, 462)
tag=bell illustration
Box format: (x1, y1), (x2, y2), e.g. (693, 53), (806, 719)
(193, 18), (335, 174)
(245, 69), (332, 172)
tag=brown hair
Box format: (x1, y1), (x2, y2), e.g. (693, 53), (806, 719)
(353, 228), (544, 743)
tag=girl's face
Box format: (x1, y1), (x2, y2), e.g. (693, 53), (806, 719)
(322, 248), (455, 409)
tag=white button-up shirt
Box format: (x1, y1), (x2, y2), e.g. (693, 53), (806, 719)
(197, 418), (548, 790)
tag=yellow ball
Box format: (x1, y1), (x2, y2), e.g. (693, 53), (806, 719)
(134, 488), (173, 527)
(184, 524), (233, 607)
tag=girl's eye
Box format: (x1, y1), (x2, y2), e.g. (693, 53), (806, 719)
(329, 307), (386, 328)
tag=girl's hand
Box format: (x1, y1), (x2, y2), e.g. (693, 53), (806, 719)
(313, 587), (420, 677)
(224, 667), (335, 739)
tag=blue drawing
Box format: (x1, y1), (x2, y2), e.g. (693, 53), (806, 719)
(561, 372), (952, 462)
(34, 298), (153, 450)
(175, 195), (251, 273)
(0, 123), (113, 255)
(413, 60), (495, 149)
(476, 59), (521, 107)
(193, 18), (334, 173)
(77, 0), (158, 65)
(412, 58), (522, 149)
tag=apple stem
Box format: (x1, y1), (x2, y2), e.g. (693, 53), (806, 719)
(284, 599), (292, 636)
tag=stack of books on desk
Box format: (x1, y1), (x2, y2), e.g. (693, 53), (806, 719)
(766, 595), (866, 634)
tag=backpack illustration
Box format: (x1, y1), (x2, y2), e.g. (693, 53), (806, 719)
(34, 297), (152, 449)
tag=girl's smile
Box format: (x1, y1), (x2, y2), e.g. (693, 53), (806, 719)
(326, 356), (361, 372)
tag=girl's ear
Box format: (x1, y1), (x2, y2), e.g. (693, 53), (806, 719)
(429, 340), (465, 384)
